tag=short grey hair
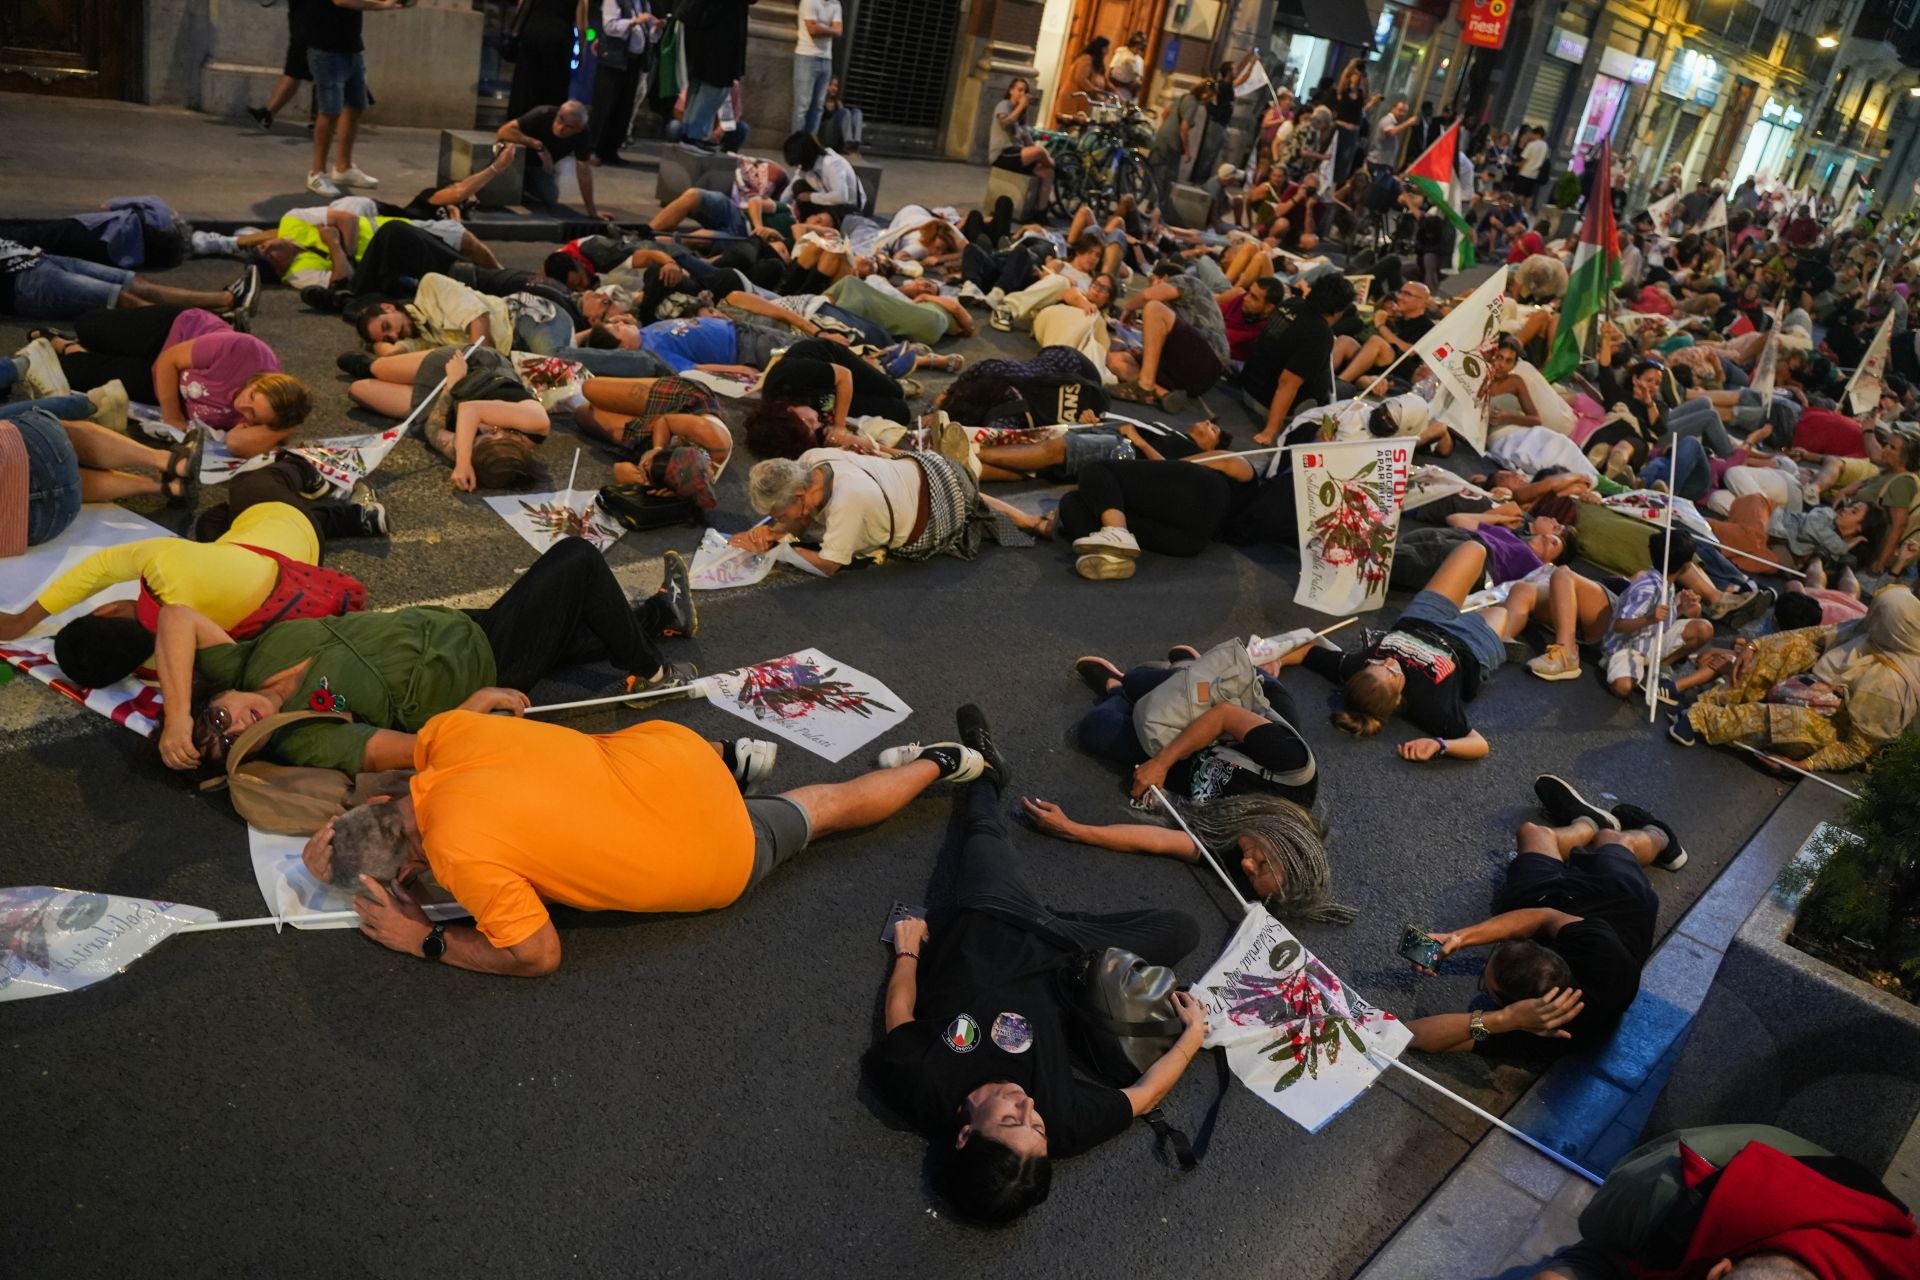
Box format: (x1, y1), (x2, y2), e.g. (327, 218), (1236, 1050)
(558, 100), (589, 125)
(748, 458), (810, 515)
(327, 804), (411, 892)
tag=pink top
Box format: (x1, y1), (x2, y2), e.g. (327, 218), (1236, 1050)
(1808, 588), (1869, 625)
(163, 309), (279, 433)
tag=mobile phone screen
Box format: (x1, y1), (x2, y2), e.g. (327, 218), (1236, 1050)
(1398, 924), (1442, 969)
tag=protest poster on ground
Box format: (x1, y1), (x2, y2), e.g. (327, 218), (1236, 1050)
(1846, 311), (1895, 415)
(687, 527), (827, 591)
(1291, 438), (1410, 617)
(702, 648), (909, 762)
(485, 492), (627, 555)
(1197, 905), (1411, 1132)
(247, 827), (467, 929)
(1413, 265), (1509, 450)
(0, 886), (215, 1001)
(0, 504), (170, 735)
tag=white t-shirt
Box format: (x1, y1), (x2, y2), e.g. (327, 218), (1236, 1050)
(797, 448), (922, 564)
(1519, 138), (1550, 180)
(796, 0), (841, 57)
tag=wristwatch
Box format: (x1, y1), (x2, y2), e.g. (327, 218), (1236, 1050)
(1468, 1011), (1489, 1042)
(420, 922), (448, 962)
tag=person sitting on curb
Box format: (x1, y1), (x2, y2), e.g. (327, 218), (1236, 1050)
(301, 704), (1006, 978)
(861, 707), (1210, 1224)
(1405, 775), (1686, 1059)
(153, 540), (698, 774)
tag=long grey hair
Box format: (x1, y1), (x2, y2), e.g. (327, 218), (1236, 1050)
(1156, 793), (1356, 925)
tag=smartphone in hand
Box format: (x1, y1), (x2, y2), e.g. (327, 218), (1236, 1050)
(1398, 924), (1444, 970)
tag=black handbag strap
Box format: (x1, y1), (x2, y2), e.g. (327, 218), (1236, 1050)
(1142, 1050), (1231, 1172)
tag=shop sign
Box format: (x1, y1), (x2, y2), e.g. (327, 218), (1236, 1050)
(1459, 0), (1512, 50)
(1547, 28), (1587, 62)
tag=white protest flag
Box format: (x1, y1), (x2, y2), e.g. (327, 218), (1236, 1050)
(1411, 265), (1509, 450)
(1291, 438), (1411, 616)
(1751, 304), (1784, 401)
(688, 527), (828, 591)
(196, 426), (408, 493)
(0, 887), (214, 1001)
(1846, 311), (1896, 415)
(1697, 195), (1727, 234)
(1197, 904), (1412, 1132)
(1317, 139), (1336, 194)
(484, 492), (627, 555)
(1235, 58), (1271, 99)
(702, 647), (910, 762)
(1646, 190), (1679, 233)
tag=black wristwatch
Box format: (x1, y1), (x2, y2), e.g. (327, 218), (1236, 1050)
(420, 922), (448, 962)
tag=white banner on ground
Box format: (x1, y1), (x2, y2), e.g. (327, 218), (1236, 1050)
(484, 493), (627, 555)
(1290, 438), (1411, 617)
(247, 827), (467, 929)
(1846, 311), (1896, 415)
(0, 886), (214, 1001)
(1412, 266), (1509, 450)
(0, 505), (171, 736)
(687, 527), (825, 591)
(1197, 905), (1412, 1132)
(195, 426), (407, 493)
(701, 647), (910, 762)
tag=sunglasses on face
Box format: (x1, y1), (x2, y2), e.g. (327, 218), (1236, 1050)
(205, 704), (239, 756)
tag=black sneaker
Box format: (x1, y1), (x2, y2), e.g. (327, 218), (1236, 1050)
(247, 106), (274, 131)
(1533, 775), (1621, 831)
(304, 285), (348, 314)
(1610, 802), (1688, 871)
(227, 264), (260, 317)
(1166, 644), (1202, 664)
(1073, 655), (1124, 696)
(956, 703), (1008, 791)
(336, 351), (376, 379)
(657, 549), (698, 637)
(356, 497), (389, 538)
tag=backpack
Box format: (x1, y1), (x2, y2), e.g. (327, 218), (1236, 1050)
(137, 546), (366, 639)
(597, 483), (704, 531)
(198, 709), (404, 836)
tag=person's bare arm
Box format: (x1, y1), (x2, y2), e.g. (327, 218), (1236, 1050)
(351, 877), (564, 976)
(883, 918), (927, 1031)
(1130, 704), (1268, 796)
(319, 212), (358, 281)
(431, 145), (517, 206)
(1019, 797), (1199, 859)
(152, 341), (194, 428)
(154, 603), (235, 771)
(1872, 505), (1910, 573)
(223, 424), (296, 459)
(1257, 369), (1305, 444)
(577, 159), (599, 219)
(829, 363), (854, 431)
(0, 600), (49, 642)
(1121, 992), (1207, 1116)
(1396, 727), (1490, 761)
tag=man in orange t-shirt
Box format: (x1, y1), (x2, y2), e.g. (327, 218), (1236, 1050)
(302, 705), (1006, 976)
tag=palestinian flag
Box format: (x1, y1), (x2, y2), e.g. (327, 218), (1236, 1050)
(1542, 140), (1622, 383)
(1404, 122), (1475, 272)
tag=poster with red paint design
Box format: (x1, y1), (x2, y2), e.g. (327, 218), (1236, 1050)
(1290, 439), (1411, 617)
(1459, 0), (1512, 49)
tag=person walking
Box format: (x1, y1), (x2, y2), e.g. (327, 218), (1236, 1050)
(590, 0), (655, 163)
(505, 0), (584, 120)
(248, 0), (314, 131)
(791, 0), (842, 135)
(304, 0), (409, 197)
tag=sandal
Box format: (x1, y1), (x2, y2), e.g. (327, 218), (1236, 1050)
(162, 430), (203, 507)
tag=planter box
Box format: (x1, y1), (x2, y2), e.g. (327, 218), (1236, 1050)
(1644, 823), (1920, 1175)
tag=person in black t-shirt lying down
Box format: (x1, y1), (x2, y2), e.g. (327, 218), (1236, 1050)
(1403, 773), (1688, 1060)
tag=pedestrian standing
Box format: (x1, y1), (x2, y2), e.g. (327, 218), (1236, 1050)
(681, 0), (752, 147)
(1516, 125), (1551, 209)
(791, 0), (842, 135)
(590, 0), (656, 163)
(506, 0), (585, 120)
(1107, 33), (1147, 104)
(305, 0), (409, 197)
(1149, 79), (1213, 193)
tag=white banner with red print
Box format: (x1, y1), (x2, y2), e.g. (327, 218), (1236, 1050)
(1290, 438), (1411, 617)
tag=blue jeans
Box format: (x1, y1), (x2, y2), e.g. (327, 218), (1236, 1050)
(1640, 435), (1710, 501)
(0, 393), (94, 422)
(553, 346), (674, 378)
(821, 104), (863, 153)
(9, 255), (133, 319)
(1664, 396), (1735, 457)
(1398, 589), (1506, 679)
(682, 80), (732, 145)
(667, 118), (749, 153)
(1074, 666), (1176, 765)
(307, 48), (369, 116)
(792, 54), (832, 134)
(523, 160), (563, 208)
(814, 302), (889, 347)
(514, 308), (576, 355)
(12, 407), (83, 547)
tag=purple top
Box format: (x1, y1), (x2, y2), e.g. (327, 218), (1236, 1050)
(165, 309), (279, 434)
(1477, 525), (1543, 585)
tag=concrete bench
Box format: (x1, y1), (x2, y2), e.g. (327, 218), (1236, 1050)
(985, 168), (1042, 222)
(1161, 182), (1214, 230)
(437, 130), (524, 209)
(654, 147), (744, 204)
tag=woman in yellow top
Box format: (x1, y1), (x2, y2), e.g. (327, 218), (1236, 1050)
(0, 500), (321, 684)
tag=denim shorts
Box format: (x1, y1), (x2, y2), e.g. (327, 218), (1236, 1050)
(744, 795), (812, 891)
(307, 48), (369, 115)
(694, 190), (750, 239)
(1398, 588), (1506, 677)
(10, 254), (133, 318)
(14, 408), (82, 547)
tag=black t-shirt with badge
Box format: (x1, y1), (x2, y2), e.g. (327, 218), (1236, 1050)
(862, 910), (1132, 1159)
(1302, 625), (1475, 740)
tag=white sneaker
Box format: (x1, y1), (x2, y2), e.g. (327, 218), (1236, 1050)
(956, 280), (988, 305)
(87, 379), (129, 433)
(307, 171), (342, 197)
(732, 737), (779, 786)
(1075, 552), (1137, 581)
(876, 742), (921, 769)
(1071, 526), (1140, 558)
(189, 230), (240, 257)
(15, 338), (70, 399)
(876, 742), (985, 782)
(985, 287), (1006, 307)
(329, 166), (380, 188)
(989, 308), (1015, 332)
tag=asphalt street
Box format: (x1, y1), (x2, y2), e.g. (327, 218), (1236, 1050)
(0, 250), (1795, 1279)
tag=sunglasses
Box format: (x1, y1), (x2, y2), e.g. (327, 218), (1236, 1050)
(204, 704), (240, 756)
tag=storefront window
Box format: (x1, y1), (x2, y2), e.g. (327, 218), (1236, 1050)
(1662, 48), (1722, 108)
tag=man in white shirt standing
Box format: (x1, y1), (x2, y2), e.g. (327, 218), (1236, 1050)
(1517, 127), (1552, 208)
(793, 0), (844, 135)
(1107, 32), (1147, 104)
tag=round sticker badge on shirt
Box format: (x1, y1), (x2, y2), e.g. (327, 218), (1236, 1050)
(989, 1012), (1034, 1055)
(944, 1014), (981, 1053)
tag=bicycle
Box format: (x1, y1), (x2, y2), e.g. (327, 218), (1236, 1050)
(1040, 92), (1160, 221)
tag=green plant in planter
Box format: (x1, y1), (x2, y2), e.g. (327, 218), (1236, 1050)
(1793, 733), (1920, 995)
(1551, 172), (1582, 209)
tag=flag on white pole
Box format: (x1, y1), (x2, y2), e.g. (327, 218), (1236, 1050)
(1196, 904), (1412, 1132)
(1235, 59), (1271, 99)
(1291, 438), (1412, 616)
(1752, 303), (1784, 402)
(1411, 266), (1510, 450)
(0, 887), (215, 1001)
(1646, 191), (1679, 233)
(1846, 311), (1896, 415)
(1697, 196), (1727, 234)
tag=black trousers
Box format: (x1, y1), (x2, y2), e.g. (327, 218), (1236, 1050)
(193, 457), (367, 548)
(590, 60), (643, 161)
(348, 223), (462, 300)
(470, 537), (670, 690)
(782, 337), (914, 423)
(58, 305), (187, 403)
(1059, 460), (1234, 557)
(951, 781), (1200, 962)
(960, 241), (1042, 293)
